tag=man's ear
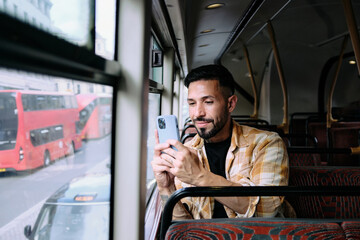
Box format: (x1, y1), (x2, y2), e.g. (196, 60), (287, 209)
(228, 95), (237, 113)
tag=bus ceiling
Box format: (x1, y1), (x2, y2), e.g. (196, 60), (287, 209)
(158, 0), (360, 117)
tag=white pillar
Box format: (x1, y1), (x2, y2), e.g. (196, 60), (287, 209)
(114, 0), (150, 239)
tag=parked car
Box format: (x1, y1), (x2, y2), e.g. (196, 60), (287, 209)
(24, 173), (111, 240)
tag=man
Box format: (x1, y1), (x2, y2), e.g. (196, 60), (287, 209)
(151, 64), (292, 219)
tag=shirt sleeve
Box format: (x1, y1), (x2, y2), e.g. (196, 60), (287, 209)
(250, 133), (289, 217)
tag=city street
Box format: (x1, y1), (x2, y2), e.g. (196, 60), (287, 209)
(0, 136), (111, 240)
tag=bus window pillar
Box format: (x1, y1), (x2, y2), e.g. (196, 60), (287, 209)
(114, 0), (151, 239)
(161, 48), (175, 115)
(172, 69), (181, 118)
(179, 76), (187, 127)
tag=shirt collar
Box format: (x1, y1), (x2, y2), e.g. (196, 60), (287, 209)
(231, 120), (249, 148)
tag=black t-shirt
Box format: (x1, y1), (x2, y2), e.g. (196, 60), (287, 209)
(204, 135), (232, 218)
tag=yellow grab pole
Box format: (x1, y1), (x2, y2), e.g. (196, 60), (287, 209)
(342, 0), (360, 74)
(327, 36), (348, 128)
(243, 44), (258, 119)
(267, 21), (289, 133)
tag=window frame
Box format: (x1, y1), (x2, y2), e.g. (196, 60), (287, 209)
(0, 13), (120, 85)
(0, 6), (119, 240)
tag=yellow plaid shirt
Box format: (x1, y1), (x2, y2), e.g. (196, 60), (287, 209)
(175, 121), (291, 219)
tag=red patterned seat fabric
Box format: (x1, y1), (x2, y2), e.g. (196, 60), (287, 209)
(341, 221), (360, 239)
(166, 219), (346, 239)
(288, 166), (360, 218)
(288, 152), (321, 166)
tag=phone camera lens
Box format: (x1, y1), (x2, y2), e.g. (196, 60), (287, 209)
(158, 118), (166, 129)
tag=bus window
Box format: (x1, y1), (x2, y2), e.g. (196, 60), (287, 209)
(49, 96), (58, 109)
(95, 0), (116, 60)
(53, 125), (64, 140)
(0, 0), (117, 59)
(150, 36), (163, 84)
(0, 66), (113, 239)
(0, 0), (93, 48)
(0, 0), (119, 237)
(147, 93), (161, 183)
(0, 93), (18, 151)
(40, 128), (50, 145)
(146, 35), (164, 194)
(36, 95), (47, 110)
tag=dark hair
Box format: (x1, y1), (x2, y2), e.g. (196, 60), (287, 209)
(184, 64), (235, 95)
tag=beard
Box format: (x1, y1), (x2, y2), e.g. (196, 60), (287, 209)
(193, 109), (229, 140)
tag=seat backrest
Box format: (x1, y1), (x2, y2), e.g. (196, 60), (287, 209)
(233, 118), (269, 126)
(288, 152), (322, 166)
(180, 124), (197, 143)
(307, 122), (327, 148)
(288, 166), (360, 218)
(283, 134), (321, 166)
(328, 127), (360, 166)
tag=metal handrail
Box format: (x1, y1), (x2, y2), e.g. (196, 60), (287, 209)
(159, 186), (360, 239)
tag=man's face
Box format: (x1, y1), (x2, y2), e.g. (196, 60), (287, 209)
(187, 80), (230, 140)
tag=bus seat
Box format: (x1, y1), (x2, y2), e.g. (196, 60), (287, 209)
(233, 118), (269, 126)
(180, 133), (196, 144)
(182, 117), (193, 127)
(236, 123), (284, 136)
(307, 122), (327, 148)
(341, 221), (360, 239)
(288, 166), (360, 218)
(283, 133), (318, 147)
(165, 219), (345, 239)
(289, 112), (319, 145)
(307, 121), (360, 165)
(180, 124), (197, 143)
(160, 186), (360, 240)
(288, 151), (322, 166)
(283, 134), (321, 166)
(329, 127), (360, 166)
(332, 121), (360, 128)
(254, 125), (283, 135)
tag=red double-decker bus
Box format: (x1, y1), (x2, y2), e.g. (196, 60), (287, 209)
(76, 93), (112, 140)
(0, 90), (82, 172)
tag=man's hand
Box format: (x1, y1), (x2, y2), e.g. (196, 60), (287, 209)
(151, 130), (175, 190)
(161, 139), (208, 186)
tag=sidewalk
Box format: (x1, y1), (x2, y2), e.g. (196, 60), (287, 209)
(0, 199), (45, 240)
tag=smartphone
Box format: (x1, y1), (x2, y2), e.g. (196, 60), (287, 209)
(156, 115), (180, 150)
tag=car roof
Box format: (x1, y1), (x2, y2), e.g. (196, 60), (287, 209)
(45, 173), (110, 204)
